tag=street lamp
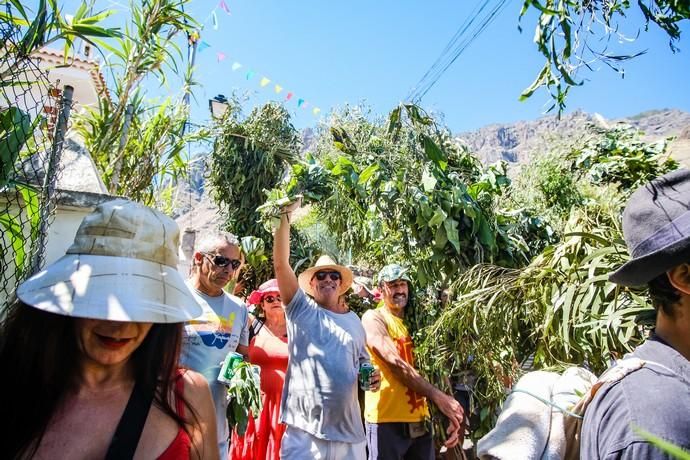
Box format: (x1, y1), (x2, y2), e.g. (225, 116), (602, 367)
(208, 94), (229, 118)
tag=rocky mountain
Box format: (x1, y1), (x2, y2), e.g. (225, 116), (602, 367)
(174, 108), (690, 234)
(456, 108), (690, 166)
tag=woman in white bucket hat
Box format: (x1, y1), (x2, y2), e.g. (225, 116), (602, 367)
(0, 199), (219, 460)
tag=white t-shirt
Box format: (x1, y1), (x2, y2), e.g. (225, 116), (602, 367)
(280, 288), (371, 443)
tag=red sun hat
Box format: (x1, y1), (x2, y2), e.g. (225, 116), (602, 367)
(247, 278), (280, 305)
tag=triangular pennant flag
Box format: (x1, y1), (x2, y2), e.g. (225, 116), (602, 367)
(218, 0), (231, 14)
(286, 92), (293, 101)
(260, 77), (270, 87)
(197, 41), (211, 52)
(313, 108), (321, 115)
(297, 98), (304, 108)
(212, 10), (218, 30)
(216, 52), (226, 62)
(246, 70), (255, 80)
(274, 84), (283, 94)
(303, 102), (310, 109)
(231, 62), (242, 71)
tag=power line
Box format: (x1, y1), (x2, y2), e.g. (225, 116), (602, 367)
(406, 0), (510, 103)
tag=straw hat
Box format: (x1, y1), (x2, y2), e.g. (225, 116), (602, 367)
(298, 255), (353, 297)
(17, 199), (202, 323)
(247, 278), (280, 305)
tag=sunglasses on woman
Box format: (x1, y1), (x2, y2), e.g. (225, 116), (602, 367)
(314, 271), (342, 281)
(203, 252), (242, 270)
(263, 295), (281, 303)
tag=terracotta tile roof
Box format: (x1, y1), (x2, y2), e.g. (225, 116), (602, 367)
(32, 47), (111, 102)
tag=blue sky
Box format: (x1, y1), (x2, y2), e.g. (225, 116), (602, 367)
(82, 1), (690, 132)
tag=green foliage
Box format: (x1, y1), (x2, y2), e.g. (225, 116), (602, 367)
(0, 0), (119, 70)
(417, 189), (651, 437)
(257, 156), (331, 233)
(0, 107), (31, 188)
(519, 0), (689, 112)
(75, 95), (207, 206)
(569, 126), (678, 190)
(226, 362), (262, 436)
(70, 0), (203, 205)
(634, 427), (690, 459)
(310, 104), (553, 289)
(414, 127), (678, 439)
(208, 101), (301, 239)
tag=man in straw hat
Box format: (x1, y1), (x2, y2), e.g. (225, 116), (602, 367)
(580, 169), (690, 458)
(273, 200), (380, 459)
(180, 231), (250, 458)
(362, 264), (464, 459)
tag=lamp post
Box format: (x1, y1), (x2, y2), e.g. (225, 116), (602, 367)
(209, 94), (229, 118)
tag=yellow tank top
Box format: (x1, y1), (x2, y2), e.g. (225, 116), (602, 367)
(364, 307), (430, 423)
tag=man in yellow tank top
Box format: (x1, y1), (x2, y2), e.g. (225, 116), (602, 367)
(362, 264), (465, 459)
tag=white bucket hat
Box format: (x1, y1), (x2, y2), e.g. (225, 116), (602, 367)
(17, 199), (202, 323)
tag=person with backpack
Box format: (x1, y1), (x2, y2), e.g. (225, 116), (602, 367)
(581, 169), (690, 458)
(231, 278), (289, 460)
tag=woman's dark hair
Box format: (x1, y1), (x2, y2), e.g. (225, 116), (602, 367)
(0, 301), (195, 459)
(647, 272), (680, 317)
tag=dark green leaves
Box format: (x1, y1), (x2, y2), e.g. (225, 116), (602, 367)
(0, 107), (32, 188)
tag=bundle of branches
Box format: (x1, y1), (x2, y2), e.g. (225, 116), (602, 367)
(208, 101), (301, 239)
(417, 188), (651, 437)
(256, 156), (332, 233)
(309, 104), (554, 288)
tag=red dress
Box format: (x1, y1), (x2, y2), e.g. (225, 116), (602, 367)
(158, 370), (192, 460)
(231, 326), (288, 460)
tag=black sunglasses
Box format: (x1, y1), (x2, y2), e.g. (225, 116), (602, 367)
(203, 253), (241, 270)
(263, 295), (281, 303)
(314, 271), (342, 281)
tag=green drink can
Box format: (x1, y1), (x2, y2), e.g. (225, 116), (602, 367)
(359, 362), (375, 390)
(218, 351), (243, 385)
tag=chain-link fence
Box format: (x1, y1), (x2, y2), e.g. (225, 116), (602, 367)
(1, 18), (70, 312)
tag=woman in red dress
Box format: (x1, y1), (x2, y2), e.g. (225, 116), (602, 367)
(231, 279), (288, 460)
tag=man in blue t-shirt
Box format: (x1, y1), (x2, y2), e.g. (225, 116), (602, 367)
(581, 169), (690, 458)
(180, 232), (249, 459)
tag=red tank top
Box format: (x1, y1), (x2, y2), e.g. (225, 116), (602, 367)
(157, 372), (192, 460)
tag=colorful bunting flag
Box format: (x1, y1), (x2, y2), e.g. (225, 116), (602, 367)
(297, 98), (305, 108)
(231, 62), (242, 71)
(212, 11), (219, 30)
(303, 101), (309, 109)
(260, 77), (270, 87)
(216, 52), (226, 62)
(286, 92), (293, 101)
(246, 70), (255, 80)
(218, 0), (231, 14)
(313, 108), (321, 115)
(274, 85), (283, 94)
(197, 41), (211, 52)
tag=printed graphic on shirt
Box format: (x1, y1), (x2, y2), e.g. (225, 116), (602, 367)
(395, 336), (426, 413)
(185, 310), (238, 349)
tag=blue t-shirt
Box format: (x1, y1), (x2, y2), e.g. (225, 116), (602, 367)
(581, 335), (690, 459)
(180, 284), (249, 457)
(280, 288), (371, 443)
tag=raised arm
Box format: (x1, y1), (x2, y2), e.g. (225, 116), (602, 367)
(273, 200), (300, 305)
(362, 311), (464, 447)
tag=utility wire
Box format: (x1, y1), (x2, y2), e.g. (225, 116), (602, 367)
(406, 0), (510, 103)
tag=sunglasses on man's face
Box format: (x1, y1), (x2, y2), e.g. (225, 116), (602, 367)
(263, 295), (281, 304)
(314, 271), (342, 282)
(203, 253), (242, 270)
